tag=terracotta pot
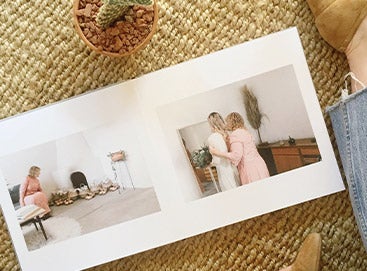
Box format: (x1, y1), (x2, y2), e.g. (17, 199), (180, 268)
(73, 0), (158, 57)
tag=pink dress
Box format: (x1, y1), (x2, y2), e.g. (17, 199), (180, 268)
(224, 129), (270, 185)
(19, 176), (51, 214)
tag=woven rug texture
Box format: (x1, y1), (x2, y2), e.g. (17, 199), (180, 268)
(1, 0), (366, 270)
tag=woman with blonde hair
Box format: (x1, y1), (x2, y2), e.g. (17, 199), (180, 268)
(207, 112), (238, 191)
(19, 166), (51, 219)
(210, 112), (269, 185)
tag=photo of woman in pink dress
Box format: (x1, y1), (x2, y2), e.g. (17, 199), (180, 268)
(19, 166), (51, 219)
(210, 112), (270, 185)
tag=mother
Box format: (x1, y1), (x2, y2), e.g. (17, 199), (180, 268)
(210, 112), (269, 185)
(19, 166), (51, 219)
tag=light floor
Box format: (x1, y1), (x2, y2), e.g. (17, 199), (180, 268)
(50, 187), (161, 235)
(202, 181), (221, 197)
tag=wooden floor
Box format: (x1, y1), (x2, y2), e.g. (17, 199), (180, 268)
(50, 187), (161, 235)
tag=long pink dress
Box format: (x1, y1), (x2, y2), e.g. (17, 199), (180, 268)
(19, 176), (51, 214)
(224, 129), (270, 185)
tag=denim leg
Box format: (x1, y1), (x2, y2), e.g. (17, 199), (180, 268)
(327, 87), (367, 250)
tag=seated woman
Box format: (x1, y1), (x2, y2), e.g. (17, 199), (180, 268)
(19, 166), (51, 220)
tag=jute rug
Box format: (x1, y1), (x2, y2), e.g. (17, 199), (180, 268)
(0, 0), (366, 270)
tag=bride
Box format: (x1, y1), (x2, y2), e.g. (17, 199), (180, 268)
(207, 112), (239, 191)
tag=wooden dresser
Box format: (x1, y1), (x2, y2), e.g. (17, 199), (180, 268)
(258, 138), (321, 174)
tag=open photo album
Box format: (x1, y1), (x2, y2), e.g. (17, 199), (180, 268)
(0, 28), (344, 271)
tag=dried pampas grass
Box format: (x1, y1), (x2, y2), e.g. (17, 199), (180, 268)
(242, 85), (265, 143)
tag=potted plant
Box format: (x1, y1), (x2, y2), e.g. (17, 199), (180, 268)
(73, 0), (158, 57)
(191, 146), (213, 169)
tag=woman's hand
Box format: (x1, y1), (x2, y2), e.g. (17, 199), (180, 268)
(209, 146), (218, 156)
(210, 146), (229, 160)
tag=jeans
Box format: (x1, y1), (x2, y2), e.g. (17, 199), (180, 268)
(326, 87), (367, 250)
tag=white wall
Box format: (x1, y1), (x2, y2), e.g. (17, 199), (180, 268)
(0, 132), (107, 197)
(0, 142), (58, 196)
(82, 119), (152, 188)
(51, 133), (106, 189)
(0, 85), (153, 196)
(157, 65), (315, 201)
(245, 65), (314, 143)
(179, 121), (211, 152)
(176, 65), (314, 152)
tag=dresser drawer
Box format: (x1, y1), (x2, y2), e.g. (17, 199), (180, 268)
(300, 147), (320, 156)
(303, 157), (321, 164)
(271, 147), (299, 155)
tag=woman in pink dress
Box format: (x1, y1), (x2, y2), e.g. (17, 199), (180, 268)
(210, 112), (269, 185)
(19, 166), (51, 219)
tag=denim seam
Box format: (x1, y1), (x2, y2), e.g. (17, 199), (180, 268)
(326, 87), (367, 114)
(343, 103), (367, 243)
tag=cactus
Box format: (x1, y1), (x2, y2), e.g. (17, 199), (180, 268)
(96, 0), (153, 29)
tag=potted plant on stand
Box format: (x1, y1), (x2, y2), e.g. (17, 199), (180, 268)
(73, 0), (158, 57)
(191, 146), (221, 193)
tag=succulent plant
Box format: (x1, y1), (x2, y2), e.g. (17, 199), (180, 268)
(97, 0), (153, 29)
